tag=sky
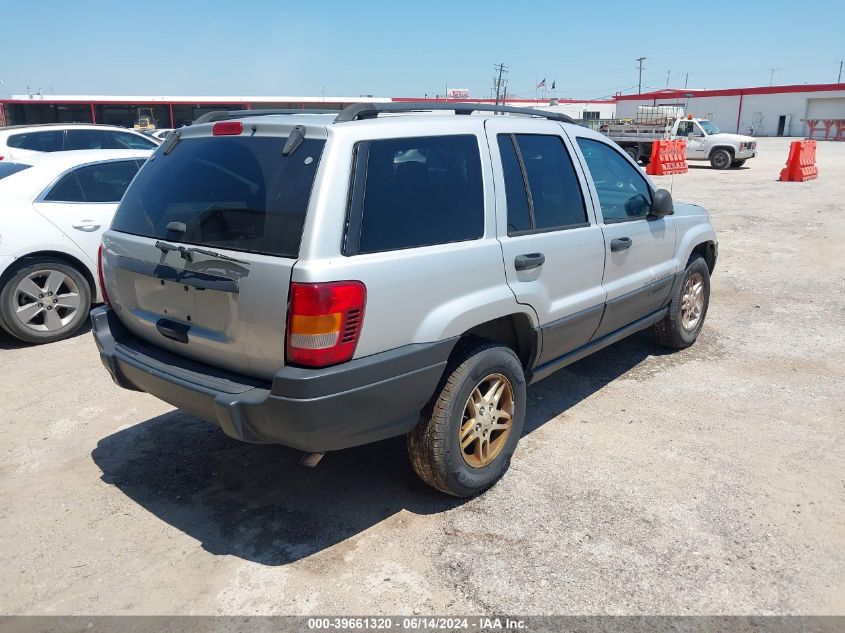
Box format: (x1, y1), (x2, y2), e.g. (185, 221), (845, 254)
(2, 0), (843, 100)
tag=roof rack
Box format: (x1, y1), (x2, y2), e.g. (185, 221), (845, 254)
(193, 109), (338, 124)
(334, 102), (576, 124)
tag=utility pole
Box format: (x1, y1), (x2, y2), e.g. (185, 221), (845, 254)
(493, 63), (508, 106)
(768, 67), (779, 86)
(635, 57), (647, 94)
(838, 60), (843, 83)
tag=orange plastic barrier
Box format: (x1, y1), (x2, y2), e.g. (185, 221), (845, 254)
(779, 140), (818, 182)
(646, 139), (688, 175)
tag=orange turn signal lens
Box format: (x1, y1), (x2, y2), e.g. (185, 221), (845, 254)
(289, 313), (341, 335)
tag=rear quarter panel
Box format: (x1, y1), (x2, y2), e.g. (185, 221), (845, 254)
(295, 120), (535, 359)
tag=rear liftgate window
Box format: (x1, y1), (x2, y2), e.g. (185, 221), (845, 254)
(344, 134), (484, 254)
(112, 135), (325, 258)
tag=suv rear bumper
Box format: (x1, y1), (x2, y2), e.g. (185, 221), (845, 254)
(91, 306), (452, 452)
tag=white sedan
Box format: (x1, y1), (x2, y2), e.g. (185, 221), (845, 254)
(0, 149), (152, 344)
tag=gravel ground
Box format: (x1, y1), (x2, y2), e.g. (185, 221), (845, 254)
(0, 137), (842, 615)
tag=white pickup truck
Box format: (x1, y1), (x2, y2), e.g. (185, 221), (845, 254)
(601, 108), (758, 170)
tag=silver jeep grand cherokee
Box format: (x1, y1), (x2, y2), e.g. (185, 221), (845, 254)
(92, 103), (717, 496)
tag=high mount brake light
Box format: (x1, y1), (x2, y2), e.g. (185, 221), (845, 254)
(212, 121), (243, 136)
(286, 281), (366, 368)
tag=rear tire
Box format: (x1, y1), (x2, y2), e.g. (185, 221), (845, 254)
(0, 258), (91, 345)
(650, 255), (710, 349)
(709, 148), (732, 170)
(407, 341), (526, 497)
(730, 159), (746, 168)
(624, 147), (639, 163)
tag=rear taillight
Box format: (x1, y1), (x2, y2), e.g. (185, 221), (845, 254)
(286, 281), (366, 368)
(97, 244), (111, 307)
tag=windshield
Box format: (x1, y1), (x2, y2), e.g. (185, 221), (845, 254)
(112, 135), (325, 258)
(698, 120), (721, 135)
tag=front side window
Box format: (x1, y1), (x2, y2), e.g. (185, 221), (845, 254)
(350, 135), (484, 254)
(497, 133), (587, 235)
(7, 130), (65, 152)
(109, 131), (157, 149)
(576, 137), (653, 223)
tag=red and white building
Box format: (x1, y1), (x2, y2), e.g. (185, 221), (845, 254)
(0, 93), (615, 129)
(615, 83), (845, 138)
(2, 84), (842, 137)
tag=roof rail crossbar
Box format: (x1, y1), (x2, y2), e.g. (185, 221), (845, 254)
(193, 109), (338, 124)
(334, 102), (576, 124)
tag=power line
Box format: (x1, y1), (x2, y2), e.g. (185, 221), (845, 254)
(635, 57), (647, 94)
(492, 63), (509, 106)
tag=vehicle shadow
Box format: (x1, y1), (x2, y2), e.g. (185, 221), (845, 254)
(0, 320), (92, 351)
(91, 332), (666, 565)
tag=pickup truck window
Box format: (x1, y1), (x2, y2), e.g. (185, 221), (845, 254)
(576, 137), (652, 223)
(497, 133), (587, 235)
(677, 121), (700, 137)
(698, 120), (721, 134)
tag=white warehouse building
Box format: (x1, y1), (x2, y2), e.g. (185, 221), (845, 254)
(614, 83), (845, 138)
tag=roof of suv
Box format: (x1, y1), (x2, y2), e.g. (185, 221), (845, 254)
(179, 104), (581, 141)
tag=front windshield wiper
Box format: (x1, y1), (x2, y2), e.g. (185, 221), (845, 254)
(155, 240), (249, 265)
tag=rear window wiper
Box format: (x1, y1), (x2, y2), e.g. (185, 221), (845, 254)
(188, 246), (249, 265)
(155, 240), (249, 265)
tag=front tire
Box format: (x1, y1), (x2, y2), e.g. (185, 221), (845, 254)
(710, 148), (733, 170)
(0, 258), (91, 344)
(730, 159), (746, 168)
(407, 342), (526, 497)
(650, 255), (710, 349)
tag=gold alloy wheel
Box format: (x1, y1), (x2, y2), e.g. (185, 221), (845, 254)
(681, 272), (705, 331)
(459, 373), (514, 468)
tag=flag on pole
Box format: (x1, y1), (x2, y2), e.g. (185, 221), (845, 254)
(551, 80), (556, 90)
(536, 78), (546, 89)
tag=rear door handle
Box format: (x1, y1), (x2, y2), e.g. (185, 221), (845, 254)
(72, 221), (101, 232)
(610, 237), (632, 252)
(514, 253), (545, 271)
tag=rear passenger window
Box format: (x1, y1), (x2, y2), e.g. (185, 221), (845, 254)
(66, 129), (110, 150)
(7, 131), (65, 152)
(497, 135), (531, 233)
(349, 135), (484, 254)
(43, 173), (85, 202)
(73, 160), (140, 202)
(43, 160), (140, 203)
(497, 134), (587, 234)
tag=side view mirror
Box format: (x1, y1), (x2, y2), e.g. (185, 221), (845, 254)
(650, 189), (674, 217)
